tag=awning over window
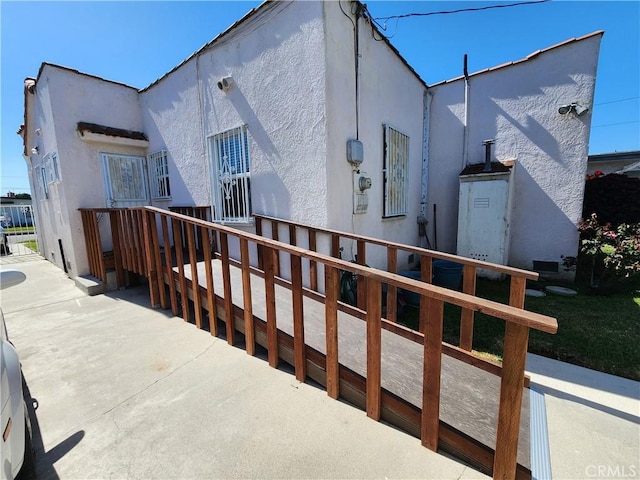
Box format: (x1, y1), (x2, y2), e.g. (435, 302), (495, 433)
(77, 122), (149, 148)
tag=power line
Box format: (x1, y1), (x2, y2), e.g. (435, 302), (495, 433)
(374, 0), (551, 23)
(592, 120), (639, 128)
(594, 96), (640, 106)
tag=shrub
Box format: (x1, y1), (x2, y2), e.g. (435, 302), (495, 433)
(578, 213), (640, 293)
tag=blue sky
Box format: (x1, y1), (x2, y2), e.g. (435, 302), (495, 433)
(1, 1), (638, 195)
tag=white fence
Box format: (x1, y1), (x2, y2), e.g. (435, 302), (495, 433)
(0, 204), (39, 257)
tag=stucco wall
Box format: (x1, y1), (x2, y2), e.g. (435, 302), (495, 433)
(142, 1), (328, 228)
(324, 3), (427, 270)
(140, 60), (207, 208)
(427, 34), (602, 275)
(32, 64), (144, 277)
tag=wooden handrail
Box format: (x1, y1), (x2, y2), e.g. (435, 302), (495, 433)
(80, 206), (557, 479)
(147, 207), (556, 334)
(254, 214), (539, 281)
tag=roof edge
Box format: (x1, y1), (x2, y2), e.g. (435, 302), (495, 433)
(140, 0), (271, 93)
(430, 30), (605, 88)
(35, 62), (139, 90)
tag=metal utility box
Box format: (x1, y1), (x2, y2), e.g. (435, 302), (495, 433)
(456, 163), (514, 279)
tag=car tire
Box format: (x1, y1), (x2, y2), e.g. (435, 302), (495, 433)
(16, 418), (36, 480)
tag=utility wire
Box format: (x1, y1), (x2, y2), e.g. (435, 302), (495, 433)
(374, 0), (550, 23)
(594, 96), (640, 106)
(592, 120), (639, 128)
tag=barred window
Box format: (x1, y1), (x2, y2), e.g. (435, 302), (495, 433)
(100, 153), (149, 207)
(383, 124), (409, 217)
(44, 152), (60, 184)
(209, 126), (251, 223)
(35, 165), (48, 199)
(148, 150), (171, 199)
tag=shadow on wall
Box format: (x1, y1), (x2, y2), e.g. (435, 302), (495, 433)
(508, 164), (580, 270)
(493, 103), (562, 164)
(228, 87), (290, 218)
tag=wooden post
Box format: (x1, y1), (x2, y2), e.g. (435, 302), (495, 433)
(201, 225), (218, 337)
(81, 211), (97, 280)
(493, 276), (529, 479)
(271, 220), (280, 278)
(161, 214), (179, 316)
(493, 322), (529, 480)
(356, 240), (367, 310)
(240, 238), (255, 355)
(219, 232), (235, 345)
(186, 222), (202, 329)
(142, 210), (160, 308)
(386, 247), (398, 323)
(255, 217), (264, 271)
(119, 211), (130, 272)
(308, 230), (318, 291)
(149, 212), (166, 309)
(263, 246), (278, 367)
(324, 265), (340, 399)
(289, 224), (297, 246)
(419, 256), (433, 334)
(460, 264), (477, 351)
(132, 210), (144, 274)
(331, 234), (341, 258)
(107, 211), (124, 287)
(291, 254), (306, 382)
(422, 298), (444, 451)
(172, 218), (189, 322)
(366, 278), (382, 421)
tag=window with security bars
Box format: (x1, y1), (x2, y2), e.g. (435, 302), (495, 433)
(209, 126), (251, 223)
(148, 150), (171, 199)
(44, 152), (60, 184)
(100, 153), (149, 207)
(383, 124), (409, 217)
(35, 165), (48, 199)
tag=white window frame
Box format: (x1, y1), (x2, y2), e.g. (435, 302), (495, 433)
(208, 125), (251, 224)
(100, 153), (149, 207)
(383, 124), (409, 218)
(44, 152), (60, 184)
(147, 150), (171, 200)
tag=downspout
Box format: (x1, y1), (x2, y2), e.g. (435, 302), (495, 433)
(354, 3), (362, 140)
(418, 90), (433, 248)
(462, 54), (470, 169)
(195, 54), (211, 218)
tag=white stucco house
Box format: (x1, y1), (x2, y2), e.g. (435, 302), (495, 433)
(19, 1), (602, 282)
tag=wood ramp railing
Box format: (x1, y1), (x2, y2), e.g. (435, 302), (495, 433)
(80, 207), (557, 480)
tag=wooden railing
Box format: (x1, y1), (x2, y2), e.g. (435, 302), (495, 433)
(80, 207), (557, 479)
(254, 214), (538, 352)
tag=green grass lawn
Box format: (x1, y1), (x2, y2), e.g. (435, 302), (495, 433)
(397, 278), (640, 381)
(4, 226), (35, 234)
(19, 240), (39, 252)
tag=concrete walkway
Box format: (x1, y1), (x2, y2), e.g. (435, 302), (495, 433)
(1, 256), (638, 479)
(525, 355), (639, 479)
(1, 257), (487, 479)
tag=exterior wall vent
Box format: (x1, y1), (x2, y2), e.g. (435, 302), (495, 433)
(532, 260), (559, 273)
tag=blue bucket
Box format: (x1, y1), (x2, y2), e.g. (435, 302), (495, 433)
(398, 270), (422, 307)
(433, 260), (463, 290)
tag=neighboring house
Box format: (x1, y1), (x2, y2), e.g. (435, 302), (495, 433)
(19, 1), (602, 282)
(587, 150), (640, 177)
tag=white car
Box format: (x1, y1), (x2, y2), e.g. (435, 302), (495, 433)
(1, 270), (35, 480)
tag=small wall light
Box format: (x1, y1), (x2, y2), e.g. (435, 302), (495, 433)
(31, 146), (39, 155)
(217, 76), (233, 93)
(558, 103), (589, 117)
